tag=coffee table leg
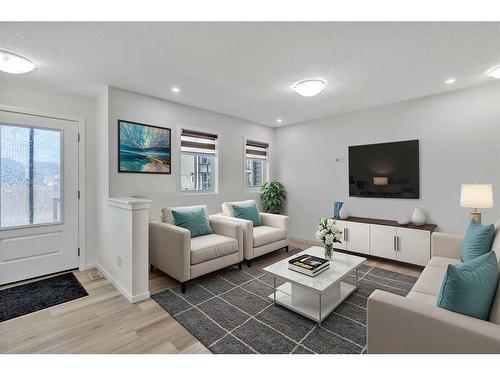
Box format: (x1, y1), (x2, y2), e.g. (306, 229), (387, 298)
(318, 293), (322, 327)
(273, 276), (276, 305)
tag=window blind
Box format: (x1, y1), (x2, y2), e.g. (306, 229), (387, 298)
(181, 129), (217, 155)
(246, 139), (268, 159)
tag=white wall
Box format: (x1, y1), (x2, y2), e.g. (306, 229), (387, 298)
(275, 82), (500, 240)
(0, 80), (98, 268)
(107, 87), (275, 219)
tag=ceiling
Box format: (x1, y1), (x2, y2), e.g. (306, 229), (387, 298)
(1, 22), (500, 127)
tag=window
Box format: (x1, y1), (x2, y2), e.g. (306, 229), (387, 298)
(180, 129), (218, 193)
(0, 123), (62, 229)
(245, 140), (269, 189)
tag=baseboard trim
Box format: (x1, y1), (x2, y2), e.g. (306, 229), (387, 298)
(95, 263), (150, 304)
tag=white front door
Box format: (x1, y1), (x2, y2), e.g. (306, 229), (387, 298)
(0, 110), (79, 285)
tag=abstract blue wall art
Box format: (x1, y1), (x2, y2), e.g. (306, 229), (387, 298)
(118, 120), (171, 174)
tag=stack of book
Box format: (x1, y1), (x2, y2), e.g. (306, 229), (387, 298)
(288, 254), (330, 277)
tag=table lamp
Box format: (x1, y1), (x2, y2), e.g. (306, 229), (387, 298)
(460, 184), (493, 224)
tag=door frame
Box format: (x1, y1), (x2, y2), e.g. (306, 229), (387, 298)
(0, 104), (86, 271)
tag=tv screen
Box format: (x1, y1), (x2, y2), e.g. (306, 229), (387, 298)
(348, 140), (419, 199)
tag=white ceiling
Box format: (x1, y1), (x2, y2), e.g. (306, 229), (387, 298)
(1, 22), (500, 127)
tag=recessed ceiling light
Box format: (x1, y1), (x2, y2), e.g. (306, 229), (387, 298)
(0, 49), (36, 74)
(486, 65), (500, 79)
(276, 118), (282, 123)
(172, 87), (180, 93)
(293, 79), (327, 97)
(445, 78), (456, 84)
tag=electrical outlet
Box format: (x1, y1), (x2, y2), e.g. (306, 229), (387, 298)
(116, 256), (122, 267)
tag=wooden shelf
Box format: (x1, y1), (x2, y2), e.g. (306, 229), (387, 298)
(335, 216), (437, 232)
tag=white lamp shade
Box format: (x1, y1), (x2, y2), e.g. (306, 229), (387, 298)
(460, 184), (493, 208)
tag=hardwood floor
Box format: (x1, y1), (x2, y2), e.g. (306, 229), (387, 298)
(0, 240), (422, 353)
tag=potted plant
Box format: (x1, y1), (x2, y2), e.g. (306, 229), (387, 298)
(315, 218), (342, 259)
(260, 180), (286, 214)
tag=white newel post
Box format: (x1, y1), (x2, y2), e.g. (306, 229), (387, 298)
(104, 197), (152, 303)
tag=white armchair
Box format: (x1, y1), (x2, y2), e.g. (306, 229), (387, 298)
(210, 200), (289, 267)
(149, 205), (243, 293)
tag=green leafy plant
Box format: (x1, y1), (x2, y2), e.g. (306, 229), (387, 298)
(260, 180), (286, 214)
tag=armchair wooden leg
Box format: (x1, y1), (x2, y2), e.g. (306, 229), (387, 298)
(149, 264), (155, 272)
(246, 259), (251, 268)
(285, 246), (289, 253)
(181, 282), (187, 294)
(238, 262), (242, 270)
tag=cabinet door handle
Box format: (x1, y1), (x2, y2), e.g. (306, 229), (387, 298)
(344, 228), (348, 241)
(393, 236), (397, 251)
(397, 236), (400, 251)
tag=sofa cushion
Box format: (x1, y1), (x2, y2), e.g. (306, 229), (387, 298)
(221, 200), (255, 217)
(172, 207), (212, 238)
(460, 220), (495, 262)
(489, 220), (500, 324)
(428, 256), (462, 268)
(407, 291), (438, 306)
(233, 202), (262, 227)
(253, 225), (286, 248)
(411, 264), (450, 297)
(437, 251), (499, 320)
(162, 205), (209, 225)
(190, 234), (238, 265)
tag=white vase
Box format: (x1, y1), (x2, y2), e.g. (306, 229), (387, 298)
(339, 206), (349, 220)
(396, 215), (409, 225)
(411, 208), (426, 226)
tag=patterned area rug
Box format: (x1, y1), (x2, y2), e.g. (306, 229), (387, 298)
(152, 262), (417, 354)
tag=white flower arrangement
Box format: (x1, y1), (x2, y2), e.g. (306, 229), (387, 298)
(315, 218), (342, 258)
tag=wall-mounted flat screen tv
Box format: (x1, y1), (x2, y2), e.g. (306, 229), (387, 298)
(348, 140), (419, 199)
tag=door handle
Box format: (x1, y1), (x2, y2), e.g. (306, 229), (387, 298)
(393, 236), (397, 251)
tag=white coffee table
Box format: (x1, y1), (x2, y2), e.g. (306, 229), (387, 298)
(263, 246), (366, 326)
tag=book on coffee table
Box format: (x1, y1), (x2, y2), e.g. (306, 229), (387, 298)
(288, 254), (330, 277)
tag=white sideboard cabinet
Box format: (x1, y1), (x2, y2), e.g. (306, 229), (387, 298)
(334, 217), (437, 266)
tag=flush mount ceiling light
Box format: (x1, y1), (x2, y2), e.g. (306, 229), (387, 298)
(292, 79), (327, 97)
(0, 49), (36, 74)
(445, 78), (456, 84)
(171, 87), (180, 93)
(276, 118), (282, 123)
(486, 65), (500, 79)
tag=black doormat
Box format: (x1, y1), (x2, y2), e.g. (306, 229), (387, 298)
(152, 263), (417, 354)
(0, 273), (88, 323)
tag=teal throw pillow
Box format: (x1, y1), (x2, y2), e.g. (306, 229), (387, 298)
(172, 208), (212, 238)
(232, 202), (262, 227)
(437, 251), (499, 320)
(461, 219), (495, 262)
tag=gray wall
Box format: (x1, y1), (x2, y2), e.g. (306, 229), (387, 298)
(107, 87), (275, 219)
(275, 82), (500, 240)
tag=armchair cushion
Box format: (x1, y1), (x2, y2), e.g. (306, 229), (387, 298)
(253, 225), (287, 247)
(190, 234), (238, 265)
(233, 202), (262, 227)
(172, 207), (212, 238)
(162, 205), (210, 224)
(222, 199), (255, 217)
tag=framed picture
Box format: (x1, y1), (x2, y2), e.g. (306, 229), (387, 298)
(118, 120), (171, 174)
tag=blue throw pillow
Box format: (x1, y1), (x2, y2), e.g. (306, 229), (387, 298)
(172, 208), (212, 238)
(461, 220), (495, 262)
(232, 202), (262, 227)
(437, 251), (499, 320)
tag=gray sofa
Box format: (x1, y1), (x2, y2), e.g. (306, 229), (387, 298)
(367, 220), (500, 353)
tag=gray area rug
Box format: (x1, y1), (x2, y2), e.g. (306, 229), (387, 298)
(152, 262), (417, 354)
(0, 273), (88, 323)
